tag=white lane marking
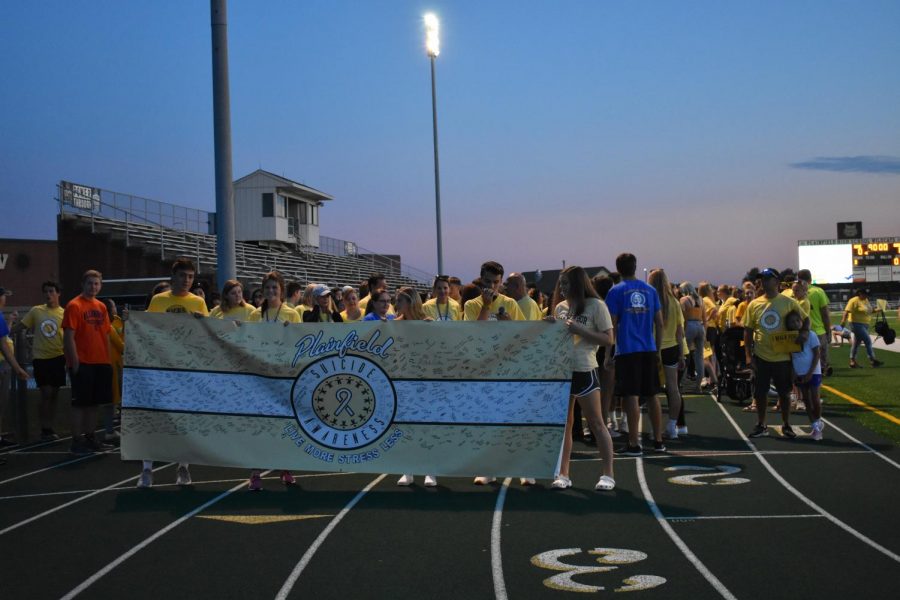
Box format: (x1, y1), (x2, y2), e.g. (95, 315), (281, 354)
(59, 472), (268, 600)
(491, 477), (512, 600)
(0, 472), (353, 502)
(573, 449), (872, 462)
(0, 449), (117, 485)
(0, 463), (174, 537)
(274, 474), (387, 600)
(821, 417), (900, 471)
(636, 458), (738, 600)
(0, 427), (108, 455)
(665, 514), (824, 521)
(714, 400), (900, 564)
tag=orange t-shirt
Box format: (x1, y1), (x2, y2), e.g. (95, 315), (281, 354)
(62, 295), (111, 365)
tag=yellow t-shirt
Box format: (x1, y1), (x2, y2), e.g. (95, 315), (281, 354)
(463, 294), (525, 321)
(660, 296), (685, 350)
(147, 291), (209, 316)
(209, 304), (255, 321)
(717, 297), (738, 331)
(702, 296), (717, 327)
(734, 300), (750, 327)
(422, 298), (461, 322)
(21, 304), (65, 359)
(782, 288), (811, 315)
(517, 296), (543, 321)
(248, 304), (302, 323)
(744, 294), (807, 362)
(340, 309), (365, 323)
(844, 296), (872, 325)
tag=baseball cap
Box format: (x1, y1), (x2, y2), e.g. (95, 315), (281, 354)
(312, 284), (331, 298)
(759, 268), (781, 280)
(0, 287), (12, 296)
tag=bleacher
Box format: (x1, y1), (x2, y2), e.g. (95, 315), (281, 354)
(62, 211), (430, 293)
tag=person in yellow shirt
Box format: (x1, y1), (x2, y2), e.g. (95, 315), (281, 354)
(650, 269), (685, 441)
(448, 276), (463, 303)
(463, 261), (525, 322)
(340, 287), (364, 322)
(146, 258), (209, 317)
(284, 281), (303, 309)
(101, 298), (125, 444)
(15, 281), (66, 440)
(209, 280), (255, 321)
(698, 282), (719, 390)
(743, 268), (809, 439)
(505, 273), (543, 321)
(716, 285), (738, 331)
(841, 288), (883, 368)
(423, 276), (461, 321)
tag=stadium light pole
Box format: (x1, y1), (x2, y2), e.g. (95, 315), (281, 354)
(211, 0), (236, 285)
(425, 13), (444, 276)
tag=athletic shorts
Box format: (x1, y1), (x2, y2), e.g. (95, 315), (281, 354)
(571, 370), (601, 398)
(796, 374), (822, 390)
(33, 355), (67, 388)
(659, 345), (681, 368)
(614, 351), (659, 398)
(70, 364), (113, 407)
(753, 357), (792, 399)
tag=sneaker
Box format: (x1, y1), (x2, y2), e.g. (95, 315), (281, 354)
(424, 475), (438, 487)
(397, 474), (414, 486)
(595, 475), (616, 491)
(136, 468), (153, 488)
(519, 477), (536, 486)
(810, 421), (823, 441)
(663, 421), (678, 440)
(676, 425), (689, 436)
(176, 465), (192, 486)
(871, 359), (883, 368)
(248, 471), (263, 491)
(781, 424), (797, 439)
(749, 424), (768, 438)
(473, 476), (496, 485)
(608, 428), (623, 439)
(280, 471), (295, 485)
(652, 440), (667, 453)
(40, 428), (60, 441)
(551, 475), (572, 489)
(615, 445), (643, 457)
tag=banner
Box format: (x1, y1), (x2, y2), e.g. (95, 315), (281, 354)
(60, 180), (101, 212)
(121, 313), (573, 478)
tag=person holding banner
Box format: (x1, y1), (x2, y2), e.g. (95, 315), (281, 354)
(363, 290), (396, 321)
(743, 268), (809, 439)
(302, 285), (343, 323)
(548, 266), (616, 491)
(210, 280), (255, 321)
(423, 276), (460, 322)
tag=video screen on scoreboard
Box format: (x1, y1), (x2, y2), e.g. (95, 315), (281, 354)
(798, 244), (853, 285)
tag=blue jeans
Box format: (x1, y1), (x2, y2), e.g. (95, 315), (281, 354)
(850, 322), (875, 360)
(685, 320), (706, 379)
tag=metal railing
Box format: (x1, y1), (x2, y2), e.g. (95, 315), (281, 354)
(319, 235), (434, 284)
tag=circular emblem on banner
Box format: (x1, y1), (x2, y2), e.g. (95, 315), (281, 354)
(291, 355), (397, 450)
(760, 310), (781, 331)
(39, 319), (59, 339)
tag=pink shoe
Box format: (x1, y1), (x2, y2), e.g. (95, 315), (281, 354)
(280, 471), (295, 485)
(248, 471), (263, 491)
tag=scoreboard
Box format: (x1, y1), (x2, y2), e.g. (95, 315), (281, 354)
(798, 237), (900, 285)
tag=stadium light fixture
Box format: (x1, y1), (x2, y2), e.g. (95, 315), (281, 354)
(425, 13), (444, 274)
(425, 13), (440, 57)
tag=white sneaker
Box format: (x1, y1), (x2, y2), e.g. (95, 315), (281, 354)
(519, 478), (536, 486)
(136, 469), (153, 488)
(397, 474), (414, 486)
(663, 421), (678, 440)
(811, 420), (824, 441)
(595, 475), (616, 491)
(176, 465), (192, 486)
(473, 476), (496, 485)
(551, 475), (572, 489)
(423, 475), (437, 487)
(677, 425), (689, 436)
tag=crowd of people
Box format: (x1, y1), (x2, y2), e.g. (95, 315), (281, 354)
(0, 254), (893, 487)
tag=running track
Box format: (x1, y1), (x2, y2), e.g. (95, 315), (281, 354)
(1, 393), (898, 599)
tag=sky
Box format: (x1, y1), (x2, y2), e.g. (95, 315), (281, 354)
(1, 0), (899, 284)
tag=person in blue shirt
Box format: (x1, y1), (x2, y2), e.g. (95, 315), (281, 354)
(363, 290), (396, 321)
(604, 254), (665, 457)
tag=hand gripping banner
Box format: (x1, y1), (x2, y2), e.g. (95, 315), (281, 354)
(121, 313), (573, 478)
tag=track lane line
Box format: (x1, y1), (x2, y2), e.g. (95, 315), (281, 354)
(274, 473), (387, 600)
(635, 458), (739, 600)
(713, 399), (900, 564)
(0, 463), (174, 537)
(820, 417), (900, 470)
(0, 449), (118, 486)
(665, 514), (824, 521)
(491, 477), (512, 600)
(59, 471), (270, 600)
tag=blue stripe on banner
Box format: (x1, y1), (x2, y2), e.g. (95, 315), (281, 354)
(123, 368), (570, 425)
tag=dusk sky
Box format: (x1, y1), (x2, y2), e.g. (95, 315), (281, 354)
(2, 1), (899, 284)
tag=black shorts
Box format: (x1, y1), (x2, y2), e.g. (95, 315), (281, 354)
(571, 370), (601, 398)
(614, 351), (659, 398)
(660, 345), (681, 368)
(753, 357), (792, 400)
(706, 326), (719, 345)
(70, 364), (113, 407)
(33, 355), (67, 388)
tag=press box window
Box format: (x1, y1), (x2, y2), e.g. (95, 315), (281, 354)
(261, 193), (274, 217)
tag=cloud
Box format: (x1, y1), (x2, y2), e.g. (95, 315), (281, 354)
(790, 155), (900, 174)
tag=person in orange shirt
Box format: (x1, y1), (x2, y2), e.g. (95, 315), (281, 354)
(62, 270), (113, 455)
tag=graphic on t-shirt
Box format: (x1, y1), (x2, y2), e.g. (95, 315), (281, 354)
(40, 319), (59, 338)
(167, 306), (188, 314)
(629, 291), (648, 311)
(84, 309), (106, 329)
(760, 310), (781, 331)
